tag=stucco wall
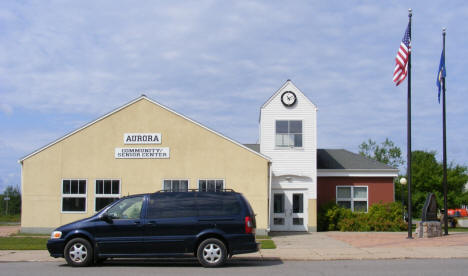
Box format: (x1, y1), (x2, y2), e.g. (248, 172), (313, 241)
(317, 177), (394, 208)
(21, 98), (270, 232)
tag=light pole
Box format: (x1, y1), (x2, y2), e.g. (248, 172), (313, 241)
(400, 177), (407, 221)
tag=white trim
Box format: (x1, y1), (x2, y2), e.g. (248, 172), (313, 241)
(94, 179), (122, 212)
(260, 80), (317, 110)
(318, 169), (398, 177)
(336, 186), (368, 212)
(61, 179), (87, 214)
(162, 179), (189, 192)
(198, 179), (225, 191)
(19, 95), (271, 163)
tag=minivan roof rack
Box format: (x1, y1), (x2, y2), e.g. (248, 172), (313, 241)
(155, 189), (236, 193)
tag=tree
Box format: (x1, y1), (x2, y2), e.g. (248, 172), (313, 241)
(0, 185), (21, 215)
(407, 151), (468, 215)
(358, 138), (405, 169)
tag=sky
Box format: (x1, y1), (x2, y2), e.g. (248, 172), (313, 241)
(0, 1), (467, 193)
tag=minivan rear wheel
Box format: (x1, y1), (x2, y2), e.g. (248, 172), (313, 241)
(197, 238), (227, 267)
(64, 238), (93, 267)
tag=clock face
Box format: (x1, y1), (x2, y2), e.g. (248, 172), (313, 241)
(281, 91), (297, 106)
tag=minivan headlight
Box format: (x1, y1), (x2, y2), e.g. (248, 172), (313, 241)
(50, 231), (62, 239)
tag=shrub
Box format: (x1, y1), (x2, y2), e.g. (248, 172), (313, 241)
(318, 201), (407, 232)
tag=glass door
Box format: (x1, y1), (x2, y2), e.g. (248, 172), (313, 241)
(271, 190), (307, 231)
(271, 193), (288, 231)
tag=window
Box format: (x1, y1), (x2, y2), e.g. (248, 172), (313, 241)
(62, 179), (87, 212)
(95, 180), (121, 212)
(199, 179), (224, 192)
(106, 196), (144, 219)
(273, 194), (285, 213)
(336, 186), (368, 212)
(147, 193), (197, 219)
(275, 120), (302, 148)
(197, 193), (241, 216)
(163, 180), (188, 192)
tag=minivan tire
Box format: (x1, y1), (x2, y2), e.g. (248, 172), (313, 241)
(197, 238), (227, 267)
(64, 238), (93, 267)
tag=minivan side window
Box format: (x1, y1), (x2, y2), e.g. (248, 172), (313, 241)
(106, 196), (144, 219)
(197, 193), (241, 216)
(147, 193), (197, 219)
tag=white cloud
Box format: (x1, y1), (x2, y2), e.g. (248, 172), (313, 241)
(0, 0), (466, 196)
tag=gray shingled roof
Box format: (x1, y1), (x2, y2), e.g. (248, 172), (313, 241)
(317, 149), (396, 170)
(243, 144), (260, 153)
(242, 144), (395, 170)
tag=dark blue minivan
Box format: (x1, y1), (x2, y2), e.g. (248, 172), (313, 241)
(47, 190), (258, 267)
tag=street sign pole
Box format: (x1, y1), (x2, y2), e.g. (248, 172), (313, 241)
(4, 196), (10, 216)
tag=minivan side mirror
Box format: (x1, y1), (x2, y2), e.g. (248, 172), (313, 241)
(101, 213), (114, 223)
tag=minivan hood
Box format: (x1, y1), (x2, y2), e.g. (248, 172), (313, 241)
(55, 214), (99, 231)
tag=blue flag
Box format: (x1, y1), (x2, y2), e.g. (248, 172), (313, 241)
(436, 50), (446, 103)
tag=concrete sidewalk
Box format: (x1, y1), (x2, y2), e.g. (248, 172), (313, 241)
(1, 231), (468, 263)
(246, 232), (468, 261)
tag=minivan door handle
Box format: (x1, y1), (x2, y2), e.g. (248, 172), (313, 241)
(146, 221), (157, 225)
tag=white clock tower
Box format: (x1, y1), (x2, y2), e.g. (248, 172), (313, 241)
(260, 80), (318, 231)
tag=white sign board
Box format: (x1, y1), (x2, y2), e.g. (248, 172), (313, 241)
(124, 133), (161, 144)
(115, 147), (170, 159)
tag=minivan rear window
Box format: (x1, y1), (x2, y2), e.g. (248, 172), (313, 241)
(197, 193), (241, 216)
(148, 193), (197, 219)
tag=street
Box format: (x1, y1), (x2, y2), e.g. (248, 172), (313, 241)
(1, 259), (467, 276)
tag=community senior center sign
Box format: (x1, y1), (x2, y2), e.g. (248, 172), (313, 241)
(115, 147), (169, 159)
(116, 133), (169, 159)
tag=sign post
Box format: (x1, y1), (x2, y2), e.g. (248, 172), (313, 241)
(4, 196), (10, 216)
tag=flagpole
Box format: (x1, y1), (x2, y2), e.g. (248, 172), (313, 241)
(406, 8), (413, 239)
(442, 28), (448, 235)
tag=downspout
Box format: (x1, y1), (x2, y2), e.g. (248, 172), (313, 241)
(267, 162), (272, 233)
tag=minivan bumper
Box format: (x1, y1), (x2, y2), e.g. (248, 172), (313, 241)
(47, 239), (65, 258)
(230, 240), (260, 255)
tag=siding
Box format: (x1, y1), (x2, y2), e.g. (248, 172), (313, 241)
(260, 81), (318, 198)
(317, 177), (395, 208)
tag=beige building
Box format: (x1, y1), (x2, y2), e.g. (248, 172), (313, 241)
(19, 80), (396, 235)
(20, 96), (272, 234)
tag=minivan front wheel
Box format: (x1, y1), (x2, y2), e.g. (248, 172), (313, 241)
(197, 238), (227, 267)
(64, 238), (93, 267)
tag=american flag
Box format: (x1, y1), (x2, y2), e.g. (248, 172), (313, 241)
(393, 23), (411, 86)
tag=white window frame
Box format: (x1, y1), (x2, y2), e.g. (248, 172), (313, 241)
(61, 179), (87, 214)
(162, 179), (189, 192)
(94, 179), (121, 212)
(275, 120), (303, 149)
(198, 179), (225, 192)
(336, 186), (368, 212)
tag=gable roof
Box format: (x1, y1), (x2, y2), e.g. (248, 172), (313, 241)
(243, 143), (260, 153)
(244, 144), (397, 172)
(19, 95), (271, 163)
(260, 79), (317, 110)
(317, 149), (397, 170)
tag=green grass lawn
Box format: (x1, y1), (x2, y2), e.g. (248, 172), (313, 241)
(0, 234), (276, 251)
(448, 227), (468, 232)
(0, 237), (48, 250)
(10, 232), (50, 237)
(259, 239), (276, 249)
(0, 214), (20, 224)
(256, 235), (276, 249)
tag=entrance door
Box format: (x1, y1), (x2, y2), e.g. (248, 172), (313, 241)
(271, 190), (307, 231)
